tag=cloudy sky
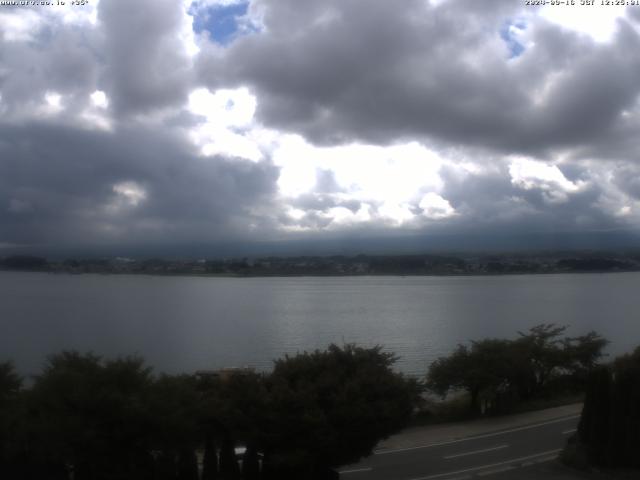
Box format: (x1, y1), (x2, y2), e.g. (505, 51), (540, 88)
(1, 0), (640, 255)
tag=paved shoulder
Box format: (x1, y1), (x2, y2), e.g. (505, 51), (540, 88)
(377, 403), (583, 452)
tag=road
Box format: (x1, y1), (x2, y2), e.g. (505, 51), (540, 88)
(339, 414), (579, 480)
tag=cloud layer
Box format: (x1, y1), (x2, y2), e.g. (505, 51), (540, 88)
(2, 0), (640, 253)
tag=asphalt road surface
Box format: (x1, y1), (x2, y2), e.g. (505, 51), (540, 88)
(339, 414), (580, 480)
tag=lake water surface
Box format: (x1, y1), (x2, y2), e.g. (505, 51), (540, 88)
(1, 271), (639, 377)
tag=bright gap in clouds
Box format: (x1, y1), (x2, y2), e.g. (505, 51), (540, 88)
(509, 157), (582, 205)
(273, 138), (445, 198)
(540, 4), (628, 42)
(190, 0), (251, 44)
(188, 87), (262, 160)
(90, 91), (108, 109)
(109, 181), (147, 213)
(272, 137), (456, 226)
(185, 83), (461, 227)
(500, 19), (527, 58)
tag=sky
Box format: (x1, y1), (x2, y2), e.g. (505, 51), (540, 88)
(1, 0), (640, 256)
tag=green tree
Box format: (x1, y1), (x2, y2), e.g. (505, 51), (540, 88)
(609, 347), (640, 467)
(146, 374), (201, 480)
(0, 362), (21, 400)
(514, 324), (568, 397)
(427, 325), (609, 413)
(577, 347), (640, 469)
(561, 331), (609, 381)
(427, 340), (514, 413)
(262, 344), (421, 479)
(577, 366), (612, 466)
(27, 351), (155, 480)
(197, 371), (268, 480)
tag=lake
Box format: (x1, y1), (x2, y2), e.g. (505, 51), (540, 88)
(1, 271), (639, 377)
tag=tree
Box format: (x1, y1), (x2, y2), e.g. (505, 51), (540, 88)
(577, 366), (612, 466)
(576, 347), (640, 469)
(261, 344), (421, 479)
(427, 340), (514, 413)
(514, 325), (608, 397)
(515, 324), (568, 397)
(607, 347), (640, 468)
(146, 374), (201, 480)
(27, 351), (155, 480)
(0, 362), (21, 401)
(562, 331), (609, 380)
(197, 371), (268, 480)
(0, 362), (22, 477)
(427, 325), (609, 413)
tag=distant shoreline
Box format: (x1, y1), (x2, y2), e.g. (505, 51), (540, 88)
(3, 268), (640, 279)
(3, 252), (640, 278)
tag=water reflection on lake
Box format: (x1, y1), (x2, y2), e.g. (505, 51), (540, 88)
(1, 271), (638, 377)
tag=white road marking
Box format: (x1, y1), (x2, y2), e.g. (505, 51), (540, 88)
(405, 448), (562, 480)
(562, 428), (577, 435)
(339, 467), (373, 474)
(444, 444), (508, 460)
(532, 455), (558, 464)
(477, 465), (516, 476)
(375, 415), (579, 455)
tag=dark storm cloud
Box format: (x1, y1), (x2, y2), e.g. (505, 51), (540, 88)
(98, 0), (194, 115)
(437, 162), (620, 235)
(0, 26), (99, 112)
(0, 122), (279, 247)
(612, 164), (640, 200)
(198, 0), (640, 155)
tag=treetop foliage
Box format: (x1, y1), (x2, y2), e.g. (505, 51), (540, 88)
(0, 345), (418, 480)
(266, 344), (420, 472)
(426, 324), (608, 414)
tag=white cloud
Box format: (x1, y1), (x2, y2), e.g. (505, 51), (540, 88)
(49, 0), (100, 26)
(81, 91), (112, 130)
(39, 92), (65, 117)
(539, 4), (628, 42)
(109, 181), (147, 213)
(285, 207), (306, 221)
(0, 10), (43, 42)
(326, 204), (372, 227)
(419, 192), (456, 219)
(378, 202), (415, 225)
(509, 157), (582, 203)
(180, 0), (201, 57)
(90, 90), (109, 109)
(187, 87), (262, 160)
(188, 87), (256, 126)
(0, 1), (99, 43)
(199, 128), (262, 160)
(271, 137), (445, 201)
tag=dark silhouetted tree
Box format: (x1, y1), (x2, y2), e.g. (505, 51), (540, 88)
(27, 352), (154, 480)
(262, 344), (421, 479)
(577, 347), (640, 468)
(0, 362), (22, 478)
(428, 325), (608, 413)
